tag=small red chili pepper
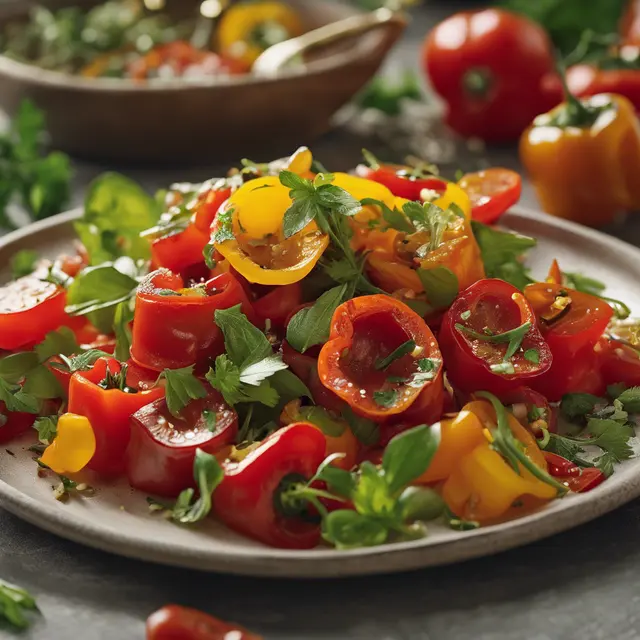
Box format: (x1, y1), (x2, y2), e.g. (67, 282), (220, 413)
(542, 452), (580, 478)
(213, 423), (326, 549)
(126, 389), (237, 498)
(68, 357), (165, 477)
(130, 269), (255, 372)
(565, 467), (606, 493)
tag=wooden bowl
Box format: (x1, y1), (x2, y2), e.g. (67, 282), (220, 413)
(0, 0), (406, 164)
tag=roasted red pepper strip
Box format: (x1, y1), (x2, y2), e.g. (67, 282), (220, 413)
(542, 452), (580, 478)
(213, 424), (326, 549)
(0, 403), (37, 444)
(146, 605), (261, 640)
(524, 282), (613, 401)
(68, 357), (164, 477)
(439, 279), (552, 398)
(0, 276), (67, 350)
(126, 388), (237, 497)
(151, 223), (210, 277)
(457, 168), (522, 224)
(130, 269), (255, 372)
(564, 467), (606, 493)
(355, 163), (447, 201)
(317, 295), (444, 421)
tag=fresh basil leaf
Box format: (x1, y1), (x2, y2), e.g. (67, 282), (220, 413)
(0, 379), (39, 414)
(342, 407), (379, 446)
(10, 250), (39, 278)
(353, 461), (398, 519)
(282, 196), (319, 239)
(159, 366), (208, 417)
(214, 305), (273, 369)
(563, 271), (606, 296)
(398, 486), (445, 522)
(22, 365), (63, 399)
(417, 266), (459, 310)
(279, 170), (313, 192)
(113, 301), (133, 362)
(239, 381), (280, 408)
(65, 264), (138, 333)
(616, 386), (640, 413)
(299, 405), (346, 437)
(382, 423), (441, 494)
(0, 352), (39, 384)
(35, 327), (79, 362)
(171, 449), (223, 524)
(286, 284), (347, 353)
(268, 369), (313, 403)
(361, 198), (413, 233)
(315, 184), (362, 217)
(321, 510), (388, 549)
(78, 172), (161, 264)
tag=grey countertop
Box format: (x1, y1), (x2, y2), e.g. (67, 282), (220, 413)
(4, 3), (640, 639)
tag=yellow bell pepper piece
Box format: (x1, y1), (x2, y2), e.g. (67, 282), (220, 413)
(214, 177), (329, 285)
(285, 146), (313, 176)
(434, 182), (472, 220)
(40, 413), (96, 475)
(217, 1), (304, 67)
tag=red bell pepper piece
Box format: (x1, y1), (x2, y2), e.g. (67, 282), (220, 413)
(253, 283), (302, 330)
(598, 337), (640, 388)
(0, 276), (68, 350)
(192, 184), (232, 234)
(566, 63), (640, 113)
(68, 357), (165, 476)
(457, 168), (522, 224)
(151, 223), (210, 277)
(126, 388), (237, 497)
(213, 424), (326, 549)
(542, 452), (580, 478)
(130, 269), (255, 372)
(439, 279), (552, 398)
(565, 467), (606, 493)
(317, 295), (444, 422)
(146, 604), (261, 640)
(0, 402), (37, 444)
(524, 282), (613, 401)
(355, 163), (447, 201)
(501, 386), (557, 434)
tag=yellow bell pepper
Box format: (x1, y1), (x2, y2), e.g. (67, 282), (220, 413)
(414, 409), (486, 484)
(441, 398), (563, 523)
(435, 182), (472, 220)
(40, 413), (96, 475)
(214, 176), (329, 285)
(217, 1), (304, 68)
(284, 146), (313, 176)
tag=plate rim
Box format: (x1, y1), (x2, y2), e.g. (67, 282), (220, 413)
(1, 205), (640, 578)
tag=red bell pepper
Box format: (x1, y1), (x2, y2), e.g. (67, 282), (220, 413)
(0, 402), (37, 444)
(130, 269), (255, 372)
(355, 163), (447, 201)
(524, 283), (613, 401)
(566, 63), (640, 113)
(126, 388), (237, 497)
(598, 337), (640, 387)
(146, 605), (261, 640)
(439, 279), (552, 398)
(565, 467), (606, 493)
(0, 276), (68, 350)
(317, 295), (444, 422)
(253, 283), (302, 330)
(542, 452), (580, 478)
(192, 182), (232, 234)
(68, 357), (165, 476)
(457, 168), (522, 224)
(151, 223), (210, 277)
(213, 424), (326, 549)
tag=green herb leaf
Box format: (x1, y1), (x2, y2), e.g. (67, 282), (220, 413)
(560, 393), (605, 420)
(353, 461), (398, 519)
(286, 284), (347, 353)
(361, 148), (381, 169)
(214, 305), (272, 369)
(113, 300), (133, 362)
(471, 221), (536, 289)
(65, 264), (138, 333)
(524, 349), (540, 364)
(0, 352), (39, 384)
(0, 378), (39, 413)
(299, 406), (346, 437)
(0, 577), (39, 629)
(10, 250), (39, 278)
(407, 357), (441, 388)
(417, 267), (459, 310)
(398, 486), (445, 522)
(587, 418), (634, 461)
(321, 510), (388, 549)
(212, 207), (235, 244)
(315, 185), (362, 217)
(206, 355), (242, 405)
(375, 340), (416, 371)
(55, 349), (110, 373)
(171, 449), (223, 524)
(373, 389), (398, 408)
(342, 407), (379, 446)
(361, 197), (413, 233)
(35, 327), (79, 362)
(78, 172), (161, 264)
(616, 386), (640, 413)
(238, 354), (288, 387)
(563, 271), (605, 296)
(382, 423), (440, 494)
(316, 463), (356, 497)
(356, 71), (423, 115)
(22, 365), (63, 399)
(203, 243), (216, 269)
(269, 369), (313, 403)
(203, 410), (216, 432)
(34, 415), (58, 444)
(456, 321), (531, 361)
(158, 366), (208, 417)
(490, 362), (516, 375)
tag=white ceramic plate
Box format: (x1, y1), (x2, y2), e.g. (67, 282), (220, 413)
(0, 207), (639, 578)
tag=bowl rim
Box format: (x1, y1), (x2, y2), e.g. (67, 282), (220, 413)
(0, 0), (381, 92)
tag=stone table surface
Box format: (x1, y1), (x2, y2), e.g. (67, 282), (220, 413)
(3, 2), (640, 639)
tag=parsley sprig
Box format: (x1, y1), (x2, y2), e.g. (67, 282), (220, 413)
(0, 578), (39, 629)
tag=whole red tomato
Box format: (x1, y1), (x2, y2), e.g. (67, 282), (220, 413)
(424, 9), (560, 141)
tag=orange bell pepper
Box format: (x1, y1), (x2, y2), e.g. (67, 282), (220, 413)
(213, 176), (329, 285)
(442, 396), (565, 523)
(520, 91), (640, 226)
